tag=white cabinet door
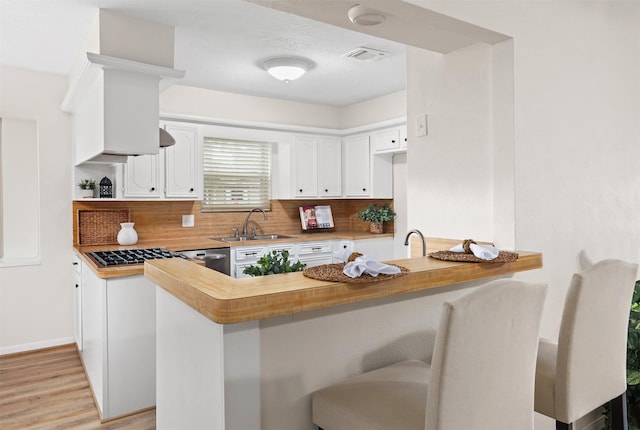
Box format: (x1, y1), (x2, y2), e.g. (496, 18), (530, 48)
(73, 254), (83, 350)
(343, 134), (371, 197)
(79, 268), (156, 419)
(292, 135), (318, 198)
(164, 125), (198, 198)
(106, 276), (156, 418)
(317, 137), (342, 197)
(373, 127), (402, 153)
(124, 153), (161, 198)
(123, 124), (199, 199)
(80, 265), (107, 416)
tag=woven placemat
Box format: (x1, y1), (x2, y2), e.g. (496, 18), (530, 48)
(429, 250), (519, 263)
(303, 263), (409, 284)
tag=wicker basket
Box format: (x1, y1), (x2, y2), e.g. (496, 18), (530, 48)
(78, 209), (131, 245)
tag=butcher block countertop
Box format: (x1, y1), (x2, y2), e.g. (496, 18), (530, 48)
(75, 231), (391, 278)
(144, 250), (543, 324)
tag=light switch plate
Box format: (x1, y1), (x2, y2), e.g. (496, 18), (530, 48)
(416, 114), (428, 137)
(182, 214), (195, 228)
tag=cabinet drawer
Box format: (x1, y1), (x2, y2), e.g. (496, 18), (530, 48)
(234, 246), (268, 262)
(296, 242), (333, 255)
(269, 244), (295, 255)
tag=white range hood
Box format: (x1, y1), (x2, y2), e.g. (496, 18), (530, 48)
(61, 10), (184, 165)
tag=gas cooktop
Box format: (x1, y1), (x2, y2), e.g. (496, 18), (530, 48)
(88, 248), (184, 267)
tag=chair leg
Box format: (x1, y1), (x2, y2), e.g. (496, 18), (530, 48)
(611, 392), (629, 430)
(556, 421), (572, 430)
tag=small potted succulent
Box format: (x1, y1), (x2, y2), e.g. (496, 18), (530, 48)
(78, 179), (96, 198)
(356, 203), (396, 234)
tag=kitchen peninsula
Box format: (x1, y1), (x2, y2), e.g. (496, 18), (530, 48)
(145, 248), (542, 430)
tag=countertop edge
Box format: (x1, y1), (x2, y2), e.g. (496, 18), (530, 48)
(145, 251), (543, 324)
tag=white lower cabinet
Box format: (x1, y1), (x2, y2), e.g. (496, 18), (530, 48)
(80, 267), (156, 420)
(232, 241), (335, 277)
(296, 241), (333, 268)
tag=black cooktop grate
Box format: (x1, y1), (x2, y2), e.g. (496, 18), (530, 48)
(88, 248), (183, 267)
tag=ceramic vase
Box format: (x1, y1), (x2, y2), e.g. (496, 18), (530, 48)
(117, 222), (138, 245)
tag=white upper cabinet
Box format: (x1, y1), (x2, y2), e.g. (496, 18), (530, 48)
(343, 133), (393, 198)
(292, 135), (341, 198)
(124, 153), (161, 198)
(164, 125), (198, 198)
(292, 136), (318, 198)
(343, 134), (371, 197)
(372, 126), (407, 154)
(123, 124), (199, 199)
(317, 137), (342, 197)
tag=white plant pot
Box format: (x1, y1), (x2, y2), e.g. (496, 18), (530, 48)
(81, 189), (94, 198)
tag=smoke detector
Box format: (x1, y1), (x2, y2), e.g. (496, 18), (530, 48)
(342, 47), (389, 62)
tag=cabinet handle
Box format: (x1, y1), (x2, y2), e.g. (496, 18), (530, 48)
(299, 189), (303, 193)
(150, 187), (155, 192)
(72, 262), (78, 266)
(189, 188), (194, 192)
(362, 188), (366, 192)
(324, 189), (328, 193)
(75, 284), (79, 289)
(391, 140), (396, 143)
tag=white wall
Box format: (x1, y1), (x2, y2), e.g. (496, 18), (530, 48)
(407, 42), (496, 242)
(0, 66), (73, 353)
(403, 3), (640, 428)
(407, 0), (640, 338)
(160, 85), (344, 130)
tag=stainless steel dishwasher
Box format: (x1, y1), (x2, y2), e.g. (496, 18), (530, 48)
(178, 248), (231, 276)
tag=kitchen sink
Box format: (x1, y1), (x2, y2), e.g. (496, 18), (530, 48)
(211, 234), (297, 242)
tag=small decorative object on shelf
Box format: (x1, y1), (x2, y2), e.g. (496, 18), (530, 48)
(117, 222), (138, 245)
(356, 203), (396, 234)
(99, 176), (113, 198)
(78, 178), (96, 198)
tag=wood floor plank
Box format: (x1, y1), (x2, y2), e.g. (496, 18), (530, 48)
(0, 344), (155, 429)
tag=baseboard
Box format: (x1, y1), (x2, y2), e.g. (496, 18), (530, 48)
(0, 337), (75, 356)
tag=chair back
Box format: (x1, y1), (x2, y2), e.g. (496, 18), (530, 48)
(555, 259), (638, 423)
(425, 279), (547, 430)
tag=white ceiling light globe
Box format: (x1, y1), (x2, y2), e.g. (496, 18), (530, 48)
(264, 58), (311, 83)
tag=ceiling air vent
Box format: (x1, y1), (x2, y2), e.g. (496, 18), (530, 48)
(342, 47), (389, 62)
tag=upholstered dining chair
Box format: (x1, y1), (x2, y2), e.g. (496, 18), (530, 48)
(535, 259), (638, 430)
(312, 279), (547, 430)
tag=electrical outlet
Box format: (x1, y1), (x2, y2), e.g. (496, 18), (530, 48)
(182, 214), (195, 228)
(416, 114), (428, 137)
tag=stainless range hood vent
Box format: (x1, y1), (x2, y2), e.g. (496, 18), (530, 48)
(159, 127), (176, 148)
(342, 46), (389, 62)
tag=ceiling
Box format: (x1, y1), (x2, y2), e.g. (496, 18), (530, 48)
(0, 0), (406, 107)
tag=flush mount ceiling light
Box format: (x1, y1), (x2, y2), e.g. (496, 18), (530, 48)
(347, 4), (386, 26)
(263, 57), (311, 83)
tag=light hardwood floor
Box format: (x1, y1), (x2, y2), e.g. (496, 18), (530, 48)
(0, 344), (155, 429)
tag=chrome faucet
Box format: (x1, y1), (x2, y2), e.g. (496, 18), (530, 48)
(404, 229), (426, 257)
(243, 208), (268, 238)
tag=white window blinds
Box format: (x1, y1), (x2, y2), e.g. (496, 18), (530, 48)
(202, 137), (271, 212)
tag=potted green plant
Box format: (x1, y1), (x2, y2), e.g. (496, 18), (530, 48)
(78, 179), (97, 198)
(243, 250), (306, 277)
(356, 203), (396, 234)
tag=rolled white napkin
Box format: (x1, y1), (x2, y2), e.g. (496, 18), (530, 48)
(343, 255), (401, 278)
(450, 243), (499, 261)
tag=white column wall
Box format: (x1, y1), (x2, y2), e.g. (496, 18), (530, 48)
(0, 66), (73, 353)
